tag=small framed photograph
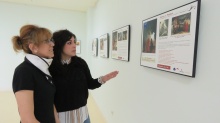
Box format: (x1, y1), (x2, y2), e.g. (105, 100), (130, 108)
(99, 33), (109, 58)
(76, 40), (81, 54)
(92, 38), (98, 56)
(111, 25), (130, 61)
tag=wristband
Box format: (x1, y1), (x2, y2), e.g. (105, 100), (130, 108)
(98, 76), (105, 84)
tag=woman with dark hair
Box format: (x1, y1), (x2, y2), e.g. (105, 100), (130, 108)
(12, 24), (60, 123)
(49, 29), (119, 123)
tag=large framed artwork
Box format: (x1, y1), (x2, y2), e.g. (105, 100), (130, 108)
(111, 25), (130, 61)
(92, 38), (98, 56)
(99, 33), (109, 58)
(140, 0), (201, 77)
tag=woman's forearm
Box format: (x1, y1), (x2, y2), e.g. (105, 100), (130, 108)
(15, 90), (40, 123)
(54, 105), (60, 123)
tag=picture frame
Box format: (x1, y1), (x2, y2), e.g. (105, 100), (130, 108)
(92, 38), (98, 56)
(99, 33), (109, 58)
(140, 0), (201, 77)
(76, 40), (81, 54)
(111, 25), (130, 61)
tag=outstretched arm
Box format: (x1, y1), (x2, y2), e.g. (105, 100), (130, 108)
(99, 71), (119, 84)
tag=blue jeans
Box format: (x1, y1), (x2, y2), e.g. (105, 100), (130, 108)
(84, 116), (91, 123)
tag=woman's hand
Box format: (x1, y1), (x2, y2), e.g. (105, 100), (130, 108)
(102, 71), (119, 83)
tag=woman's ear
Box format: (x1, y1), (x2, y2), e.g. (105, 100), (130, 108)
(29, 43), (38, 54)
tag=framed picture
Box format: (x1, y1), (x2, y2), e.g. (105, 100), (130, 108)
(76, 40), (81, 54)
(111, 25), (130, 61)
(140, 0), (201, 77)
(92, 38), (98, 56)
(99, 33), (109, 58)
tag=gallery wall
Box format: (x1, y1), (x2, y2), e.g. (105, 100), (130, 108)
(86, 0), (220, 123)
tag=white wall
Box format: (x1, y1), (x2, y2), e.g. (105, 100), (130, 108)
(86, 0), (220, 123)
(0, 2), (88, 122)
(0, 2), (87, 91)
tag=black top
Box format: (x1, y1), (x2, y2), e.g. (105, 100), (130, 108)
(49, 56), (101, 112)
(12, 58), (56, 123)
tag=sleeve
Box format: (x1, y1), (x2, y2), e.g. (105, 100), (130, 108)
(12, 66), (35, 93)
(81, 58), (101, 89)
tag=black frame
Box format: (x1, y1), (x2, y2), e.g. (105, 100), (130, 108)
(140, 0), (201, 77)
(111, 25), (130, 62)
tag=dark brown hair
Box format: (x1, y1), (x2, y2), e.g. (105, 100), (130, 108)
(52, 29), (76, 62)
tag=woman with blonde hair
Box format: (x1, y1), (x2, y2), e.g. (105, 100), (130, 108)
(12, 24), (60, 123)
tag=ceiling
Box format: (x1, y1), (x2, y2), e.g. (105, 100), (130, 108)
(0, 0), (98, 12)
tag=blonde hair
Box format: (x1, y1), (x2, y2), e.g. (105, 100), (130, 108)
(12, 24), (52, 53)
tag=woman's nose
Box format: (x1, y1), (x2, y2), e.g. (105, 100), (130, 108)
(50, 41), (55, 46)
